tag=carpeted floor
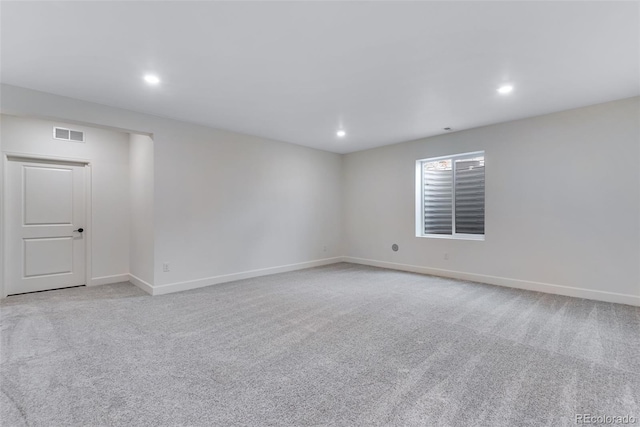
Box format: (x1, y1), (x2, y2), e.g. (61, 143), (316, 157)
(1, 263), (639, 426)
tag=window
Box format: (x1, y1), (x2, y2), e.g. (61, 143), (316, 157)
(416, 151), (485, 239)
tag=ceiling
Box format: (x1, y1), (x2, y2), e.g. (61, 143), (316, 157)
(1, 1), (638, 154)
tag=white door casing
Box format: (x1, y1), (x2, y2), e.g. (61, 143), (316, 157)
(5, 157), (87, 295)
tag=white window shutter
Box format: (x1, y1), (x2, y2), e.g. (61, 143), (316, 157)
(454, 159), (485, 235)
(423, 164), (453, 235)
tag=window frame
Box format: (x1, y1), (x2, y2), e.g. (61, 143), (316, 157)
(415, 151), (485, 241)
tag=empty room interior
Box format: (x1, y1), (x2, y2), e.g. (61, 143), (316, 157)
(1, 1), (639, 426)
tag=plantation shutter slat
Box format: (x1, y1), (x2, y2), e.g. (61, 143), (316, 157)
(423, 167), (452, 234)
(454, 159), (485, 235)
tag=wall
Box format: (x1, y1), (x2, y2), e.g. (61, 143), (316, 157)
(0, 84), (344, 295)
(2, 85), (637, 305)
(344, 97), (640, 305)
(129, 134), (154, 287)
(152, 123), (343, 293)
(0, 114), (131, 285)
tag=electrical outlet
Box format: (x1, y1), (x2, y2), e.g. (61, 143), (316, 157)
(444, 253), (449, 260)
(323, 246), (327, 252)
(162, 263), (170, 272)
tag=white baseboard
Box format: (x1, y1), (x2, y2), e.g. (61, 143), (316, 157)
(343, 257), (640, 307)
(90, 274), (130, 287)
(151, 257), (344, 296)
(128, 274), (154, 295)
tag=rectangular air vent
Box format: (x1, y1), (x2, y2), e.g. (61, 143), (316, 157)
(53, 127), (84, 142)
(69, 130), (84, 142)
(54, 127), (70, 140)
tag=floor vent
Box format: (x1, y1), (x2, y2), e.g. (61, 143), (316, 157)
(53, 127), (84, 142)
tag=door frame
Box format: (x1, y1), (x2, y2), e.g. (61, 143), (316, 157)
(2, 152), (93, 298)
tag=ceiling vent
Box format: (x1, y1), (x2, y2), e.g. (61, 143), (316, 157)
(53, 127), (84, 142)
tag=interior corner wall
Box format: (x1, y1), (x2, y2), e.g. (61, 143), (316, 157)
(0, 114), (131, 285)
(129, 133), (154, 286)
(0, 84), (343, 295)
(4, 84), (637, 305)
(152, 122), (343, 289)
(343, 96), (640, 305)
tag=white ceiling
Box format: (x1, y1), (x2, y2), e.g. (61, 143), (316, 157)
(1, 1), (638, 153)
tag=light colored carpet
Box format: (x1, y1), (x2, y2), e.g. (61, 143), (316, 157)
(1, 263), (639, 426)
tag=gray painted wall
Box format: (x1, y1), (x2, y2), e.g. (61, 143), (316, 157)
(1, 84), (638, 304)
(0, 84), (344, 294)
(129, 133), (154, 285)
(344, 97), (640, 303)
(0, 114), (131, 283)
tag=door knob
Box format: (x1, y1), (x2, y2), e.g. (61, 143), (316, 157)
(74, 228), (84, 233)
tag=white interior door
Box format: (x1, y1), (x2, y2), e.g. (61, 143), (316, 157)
(6, 158), (87, 295)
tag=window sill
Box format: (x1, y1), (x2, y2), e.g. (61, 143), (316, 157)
(417, 234), (485, 241)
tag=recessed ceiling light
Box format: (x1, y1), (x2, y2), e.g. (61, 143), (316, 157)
(497, 84), (513, 94)
(144, 74), (160, 85)
(336, 130), (346, 137)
